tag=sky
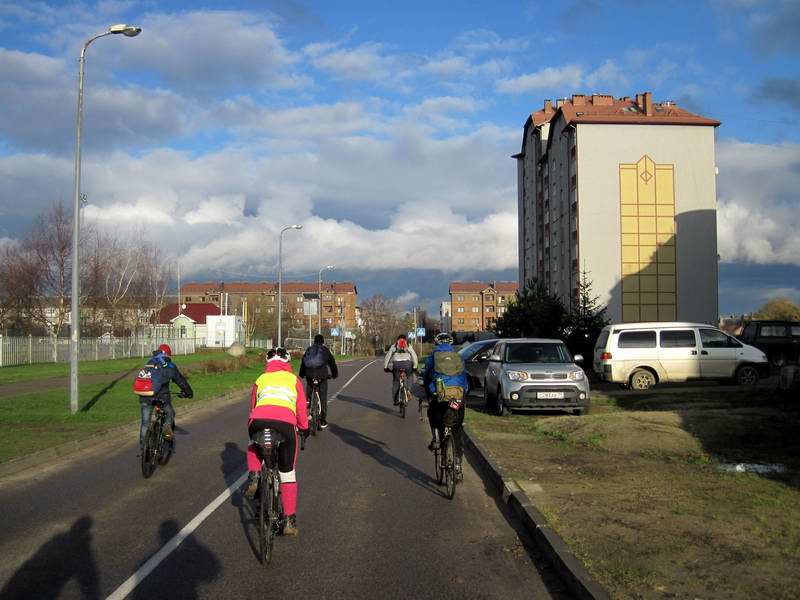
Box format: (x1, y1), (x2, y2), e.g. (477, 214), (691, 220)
(0, 0), (798, 316)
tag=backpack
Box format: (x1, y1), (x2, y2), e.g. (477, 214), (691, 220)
(133, 360), (165, 397)
(432, 350), (465, 377)
(303, 345), (327, 369)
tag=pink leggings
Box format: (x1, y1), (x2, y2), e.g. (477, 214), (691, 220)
(248, 419), (299, 516)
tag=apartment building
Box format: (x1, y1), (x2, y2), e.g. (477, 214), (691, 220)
(449, 282), (518, 332)
(515, 92), (720, 324)
(180, 281), (358, 330)
(440, 301), (452, 333)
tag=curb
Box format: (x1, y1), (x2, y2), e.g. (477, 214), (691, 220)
(0, 388), (250, 479)
(463, 424), (610, 600)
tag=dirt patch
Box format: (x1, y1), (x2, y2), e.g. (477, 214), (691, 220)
(467, 389), (800, 599)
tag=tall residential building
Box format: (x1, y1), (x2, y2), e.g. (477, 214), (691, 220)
(179, 281), (358, 330)
(449, 282), (518, 332)
(439, 301), (451, 333)
(515, 92), (720, 324)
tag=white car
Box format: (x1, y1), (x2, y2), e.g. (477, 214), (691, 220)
(593, 322), (769, 390)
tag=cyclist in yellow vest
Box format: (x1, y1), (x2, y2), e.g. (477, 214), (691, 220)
(245, 348), (309, 536)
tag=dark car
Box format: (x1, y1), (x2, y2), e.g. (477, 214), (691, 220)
(737, 320), (800, 368)
(458, 339), (500, 392)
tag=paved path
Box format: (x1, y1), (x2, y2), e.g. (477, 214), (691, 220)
(0, 360), (568, 599)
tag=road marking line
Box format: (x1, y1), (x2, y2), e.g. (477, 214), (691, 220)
(106, 472), (248, 600)
(330, 359), (378, 402)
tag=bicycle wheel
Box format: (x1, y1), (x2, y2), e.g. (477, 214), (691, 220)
(312, 391), (320, 435)
(259, 464), (276, 565)
(434, 445), (444, 484)
(444, 435), (456, 500)
(158, 423), (173, 466)
(399, 385), (406, 418)
(141, 427), (157, 479)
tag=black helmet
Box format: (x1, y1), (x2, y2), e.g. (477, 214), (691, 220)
(266, 347), (290, 363)
(434, 333), (453, 345)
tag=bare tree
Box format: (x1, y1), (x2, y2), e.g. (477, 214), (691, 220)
(361, 294), (401, 353)
(132, 244), (173, 337)
(101, 231), (142, 336)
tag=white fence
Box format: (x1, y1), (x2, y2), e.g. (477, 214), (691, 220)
(0, 335), (196, 367)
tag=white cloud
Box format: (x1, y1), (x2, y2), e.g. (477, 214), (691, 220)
(395, 291), (420, 306)
(716, 139), (800, 265)
(308, 42), (403, 83)
(585, 59), (630, 92)
(496, 64), (583, 94)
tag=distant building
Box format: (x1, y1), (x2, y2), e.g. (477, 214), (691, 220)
(179, 281), (358, 331)
(153, 302), (220, 345)
(515, 92), (720, 324)
(440, 301), (452, 333)
(449, 281), (518, 332)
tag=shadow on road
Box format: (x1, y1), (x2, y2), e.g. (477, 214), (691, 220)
(327, 422), (444, 497)
(336, 394), (398, 417)
(81, 367), (139, 412)
(220, 442), (258, 559)
(131, 519), (221, 600)
(0, 515), (101, 599)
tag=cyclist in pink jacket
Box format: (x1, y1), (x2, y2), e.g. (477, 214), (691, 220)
(245, 347), (309, 536)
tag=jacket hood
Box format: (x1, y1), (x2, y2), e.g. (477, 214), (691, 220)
(265, 360), (294, 374)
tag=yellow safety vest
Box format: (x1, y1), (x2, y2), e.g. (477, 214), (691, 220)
(254, 371), (299, 414)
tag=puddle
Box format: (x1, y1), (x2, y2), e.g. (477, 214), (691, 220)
(717, 463), (786, 475)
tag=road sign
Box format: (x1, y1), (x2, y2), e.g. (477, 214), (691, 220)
(331, 327), (340, 337)
(416, 327), (426, 337)
(407, 331), (415, 340)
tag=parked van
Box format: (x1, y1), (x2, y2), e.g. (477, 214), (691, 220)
(593, 322), (769, 390)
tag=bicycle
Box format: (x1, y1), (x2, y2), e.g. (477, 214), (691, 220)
(140, 400), (174, 479)
(308, 379), (322, 435)
(251, 427), (286, 566)
(396, 369), (410, 418)
(433, 425), (458, 499)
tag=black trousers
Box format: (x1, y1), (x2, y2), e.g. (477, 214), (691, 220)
(427, 399), (465, 458)
(305, 377), (329, 420)
(248, 419), (298, 473)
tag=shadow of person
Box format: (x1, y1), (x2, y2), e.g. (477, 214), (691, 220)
(220, 442), (258, 559)
(336, 394), (397, 416)
(0, 515), (100, 599)
(327, 422), (444, 497)
(132, 519), (221, 600)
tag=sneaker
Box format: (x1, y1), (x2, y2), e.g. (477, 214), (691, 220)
(319, 419), (328, 429)
(428, 439), (440, 452)
(283, 515), (298, 536)
(244, 472), (259, 499)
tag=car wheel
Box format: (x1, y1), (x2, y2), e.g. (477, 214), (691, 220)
(736, 365), (759, 386)
(629, 369), (656, 391)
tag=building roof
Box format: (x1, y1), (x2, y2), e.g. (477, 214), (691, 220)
(181, 281), (357, 294)
(156, 303), (220, 324)
(450, 281), (519, 294)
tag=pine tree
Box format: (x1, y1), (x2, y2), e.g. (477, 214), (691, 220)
(565, 270), (609, 363)
(494, 278), (568, 339)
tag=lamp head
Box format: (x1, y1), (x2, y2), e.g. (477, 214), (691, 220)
(292, 224), (303, 230)
(109, 24), (141, 37)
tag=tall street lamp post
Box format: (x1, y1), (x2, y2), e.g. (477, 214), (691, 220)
(277, 224), (302, 348)
(318, 265), (334, 335)
(70, 24), (141, 415)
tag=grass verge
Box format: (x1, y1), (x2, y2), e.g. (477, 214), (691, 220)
(466, 389), (800, 600)
(0, 351), (302, 464)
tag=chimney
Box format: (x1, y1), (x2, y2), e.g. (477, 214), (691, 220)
(544, 99), (553, 113)
(572, 94), (586, 105)
(643, 91), (653, 116)
(556, 97), (568, 108)
(635, 93), (644, 111)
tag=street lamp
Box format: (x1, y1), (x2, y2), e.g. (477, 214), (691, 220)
(70, 24), (141, 415)
(277, 224), (303, 348)
(318, 265), (334, 335)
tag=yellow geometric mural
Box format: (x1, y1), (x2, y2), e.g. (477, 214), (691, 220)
(619, 155), (677, 322)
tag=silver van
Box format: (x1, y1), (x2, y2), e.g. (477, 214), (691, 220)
(593, 322), (769, 390)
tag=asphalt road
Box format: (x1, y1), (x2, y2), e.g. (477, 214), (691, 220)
(0, 359), (568, 600)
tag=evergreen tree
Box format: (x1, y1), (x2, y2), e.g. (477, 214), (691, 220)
(565, 270), (609, 363)
(494, 278), (568, 339)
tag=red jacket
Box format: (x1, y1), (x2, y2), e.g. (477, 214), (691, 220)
(249, 361), (309, 431)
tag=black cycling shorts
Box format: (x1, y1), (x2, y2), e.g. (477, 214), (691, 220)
(248, 419), (298, 474)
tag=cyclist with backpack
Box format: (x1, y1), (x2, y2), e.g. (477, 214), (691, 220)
(133, 343), (193, 452)
(383, 334), (418, 405)
(298, 334), (338, 429)
(245, 347), (309, 536)
(423, 333), (468, 481)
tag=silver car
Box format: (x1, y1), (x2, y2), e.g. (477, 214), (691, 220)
(483, 339), (590, 416)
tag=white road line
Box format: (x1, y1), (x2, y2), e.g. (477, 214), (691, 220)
(106, 472), (248, 600)
(330, 359), (378, 402)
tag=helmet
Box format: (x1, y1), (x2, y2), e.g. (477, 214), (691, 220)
(397, 338), (408, 350)
(266, 347), (290, 363)
(158, 343), (172, 356)
(434, 333), (453, 346)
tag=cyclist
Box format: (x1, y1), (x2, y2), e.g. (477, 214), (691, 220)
(138, 343), (193, 452)
(383, 334), (418, 405)
(423, 333), (468, 481)
(298, 334), (338, 429)
(245, 347), (309, 536)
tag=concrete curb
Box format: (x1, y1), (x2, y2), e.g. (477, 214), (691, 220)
(0, 388), (250, 479)
(464, 424), (610, 600)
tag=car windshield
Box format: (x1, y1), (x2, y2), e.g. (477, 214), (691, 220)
(505, 342), (571, 364)
(459, 341), (494, 360)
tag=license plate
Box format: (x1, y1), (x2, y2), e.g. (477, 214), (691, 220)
(537, 391), (564, 399)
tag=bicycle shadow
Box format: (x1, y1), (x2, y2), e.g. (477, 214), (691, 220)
(220, 442), (258, 560)
(335, 394), (398, 417)
(326, 422), (446, 498)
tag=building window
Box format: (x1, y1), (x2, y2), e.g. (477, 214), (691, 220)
(472, 319), (480, 325)
(458, 318), (465, 325)
(485, 295), (494, 301)
(486, 306), (495, 313)
(296, 297), (303, 302)
(472, 307), (479, 313)
(472, 295), (479, 301)
(185, 296), (192, 302)
(456, 295), (464, 301)
(180, 326), (187, 338)
(457, 307), (465, 313)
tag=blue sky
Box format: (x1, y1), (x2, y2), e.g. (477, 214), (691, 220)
(0, 0), (798, 316)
